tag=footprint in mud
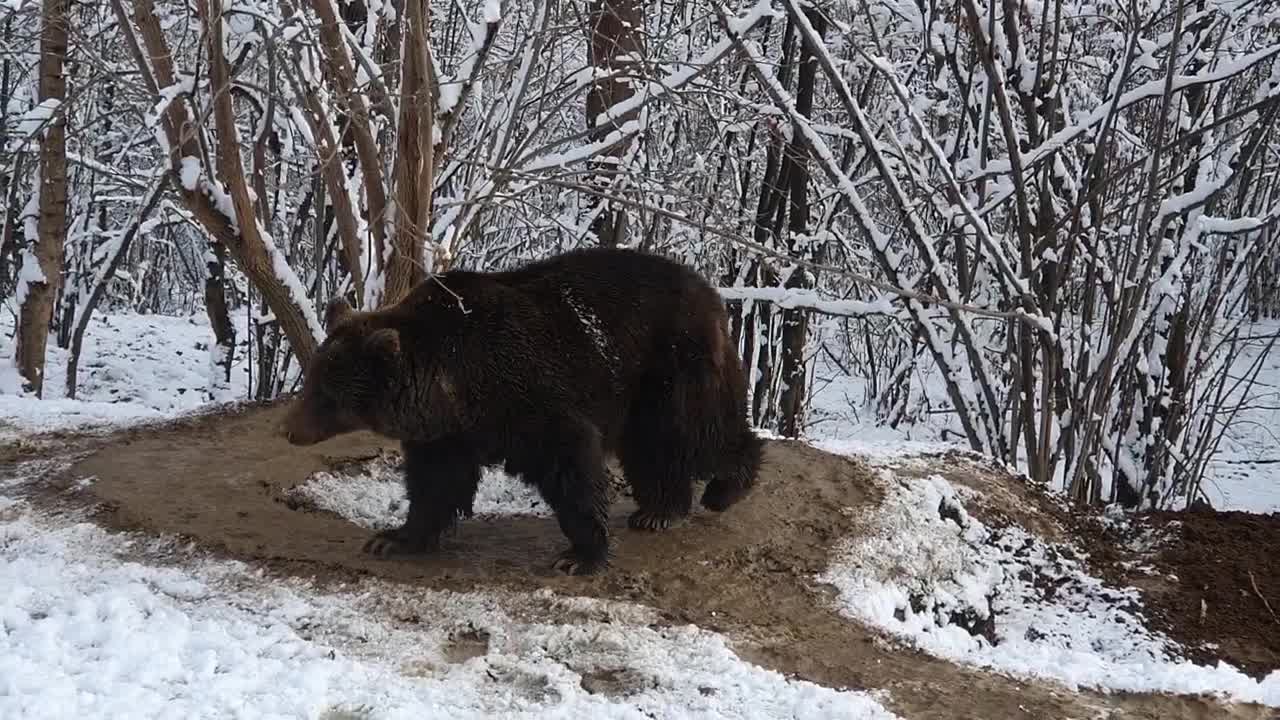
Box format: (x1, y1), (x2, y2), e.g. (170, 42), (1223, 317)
(483, 662), (562, 704)
(442, 625), (491, 664)
(578, 667), (656, 698)
(318, 708), (373, 720)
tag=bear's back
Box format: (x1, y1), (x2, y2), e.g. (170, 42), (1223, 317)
(494, 247), (725, 373)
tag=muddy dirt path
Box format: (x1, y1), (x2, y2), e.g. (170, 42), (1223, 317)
(7, 401), (1269, 720)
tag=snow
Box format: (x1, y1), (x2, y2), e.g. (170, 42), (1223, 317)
(286, 452), (552, 528)
(518, 22), (745, 173)
(436, 9), (499, 119)
(719, 286), (897, 317)
(178, 156), (202, 191)
(259, 222), (327, 347)
(561, 289), (618, 364)
(10, 248), (45, 315)
(969, 40), (1280, 196)
(483, 0), (502, 23)
(0, 464), (900, 720)
(724, 0), (778, 36)
(14, 98), (61, 138)
(1192, 322), (1280, 514)
(815, 464), (1280, 707)
(0, 311), (262, 441)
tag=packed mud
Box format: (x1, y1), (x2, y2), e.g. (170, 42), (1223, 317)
(4, 400), (1275, 719)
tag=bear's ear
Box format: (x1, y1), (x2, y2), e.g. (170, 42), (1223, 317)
(324, 298), (355, 330)
(365, 327), (401, 357)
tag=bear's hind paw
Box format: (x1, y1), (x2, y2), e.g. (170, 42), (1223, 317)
(551, 548), (609, 576)
(361, 527), (438, 558)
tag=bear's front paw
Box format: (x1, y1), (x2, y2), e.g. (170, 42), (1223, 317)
(361, 526), (438, 558)
(551, 548), (609, 576)
(627, 509), (687, 531)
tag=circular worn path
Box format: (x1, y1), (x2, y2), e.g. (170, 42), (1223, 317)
(4, 401), (1270, 719)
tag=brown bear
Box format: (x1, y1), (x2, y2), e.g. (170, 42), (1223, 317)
(281, 246), (763, 575)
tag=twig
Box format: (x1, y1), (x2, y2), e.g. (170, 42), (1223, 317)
(486, 166), (1042, 325)
(1248, 571), (1279, 625)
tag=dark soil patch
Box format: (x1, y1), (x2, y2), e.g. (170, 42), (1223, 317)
(1107, 509), (1280, 679)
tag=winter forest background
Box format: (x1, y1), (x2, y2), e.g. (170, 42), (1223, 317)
(2, 0), (1279, 515)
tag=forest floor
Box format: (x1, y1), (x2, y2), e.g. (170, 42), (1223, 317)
(2, 399), (1277, 719)
(3, 311), (1280, 717)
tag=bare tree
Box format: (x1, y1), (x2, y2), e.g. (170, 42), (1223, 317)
(383, 0), (434, 301)
(109, 0), (325, 367)
(582, 0), (645, 247)
(12, 0), (70, 396)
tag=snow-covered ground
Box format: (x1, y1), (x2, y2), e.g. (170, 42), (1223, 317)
(0, 310), (260, 440)
(285, 451), (552, 529)
(1195, 324), (1280, 514)
(5, 309), (1280, 716)
(813, 460), (1280, 707)
(804, 325), (1280, 515)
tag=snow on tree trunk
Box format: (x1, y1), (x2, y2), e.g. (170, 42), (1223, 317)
(113, 0), (324, 368)
(582, 0), (644, 247)
(13, 0), (70, 397)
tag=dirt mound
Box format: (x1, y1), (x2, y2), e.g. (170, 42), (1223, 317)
(1081, 507), (1280, 679)
(10, 401), (1272, 719)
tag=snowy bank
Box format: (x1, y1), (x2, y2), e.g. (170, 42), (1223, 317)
(816, 465), (1280, 707)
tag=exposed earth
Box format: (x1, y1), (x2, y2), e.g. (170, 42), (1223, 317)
(3, 400), (1277, 719)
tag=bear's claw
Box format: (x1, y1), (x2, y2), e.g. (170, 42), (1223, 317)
(361, 527), (437, 558)
(627, 510), (686, 531)
(551, 549), (608, 576)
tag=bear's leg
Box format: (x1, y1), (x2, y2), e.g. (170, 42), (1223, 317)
(700, 368), (763, 512)
(619, 440), (695, 530)
(362, 440), (480, 558)
(699, 425), (763, 512)
(522, 414), (611, 576)
(619, 375), (697, 531)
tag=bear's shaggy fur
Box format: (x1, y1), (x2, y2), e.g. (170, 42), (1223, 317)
(282, 247), (763, 575)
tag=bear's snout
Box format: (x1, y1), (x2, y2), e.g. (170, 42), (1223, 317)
(278, 408), (313, 446)
(282, 425), (315, 446)
(277, 419), (298, 444)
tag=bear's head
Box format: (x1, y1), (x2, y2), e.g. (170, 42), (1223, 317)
(282, 297), (401, 446)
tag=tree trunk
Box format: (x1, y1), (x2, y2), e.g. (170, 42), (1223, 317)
(0, 15), (17, 300)
(0, 153), (24, 302)
(14, 0), (70, 397)
(382, 0), (433, 303)
(205, 241), (236, 388)
(776, 9), (824, 438)
(113, 0), (324, 367)
(195, 0), (323, 366)
(301, 0), (388, 297)
(583, 0), (644, 247)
